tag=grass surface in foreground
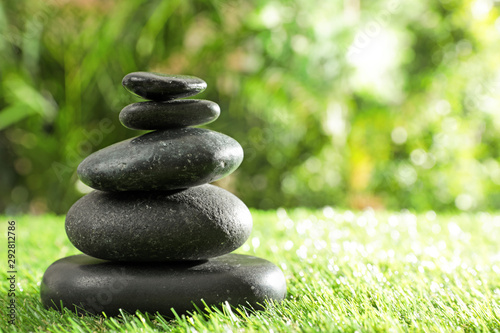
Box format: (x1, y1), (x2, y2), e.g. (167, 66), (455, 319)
(1, 209), (500, 332)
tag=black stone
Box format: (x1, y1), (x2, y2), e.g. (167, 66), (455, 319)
(77, 128), (243, 191)
(122, 72), (207, 101)
(66, 185), (252, 261)
(41, 254), (287, 316)
(119, 99), (220, 130)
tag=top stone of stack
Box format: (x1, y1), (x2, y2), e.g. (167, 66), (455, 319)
(122, 72), (207, 101)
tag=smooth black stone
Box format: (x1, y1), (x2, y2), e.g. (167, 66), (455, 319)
(65, 184), (252, 261)
(77, 128), (243, 191)
(119, 99), (220, 130)
(122, 72), (207, 101)
(41, 254), (287, 316)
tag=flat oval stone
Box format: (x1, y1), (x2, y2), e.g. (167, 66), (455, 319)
(119, 99), (220, 130)
(41, 254), (287, 316)
(122, 72), (207, 101)
(65, 184), (252, 261)
(77, 128), (243, 191)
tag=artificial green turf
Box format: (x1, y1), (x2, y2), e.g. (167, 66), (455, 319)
(1, 209), (500, 332)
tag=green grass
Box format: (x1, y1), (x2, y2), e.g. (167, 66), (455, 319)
(1, 209), (500, 332)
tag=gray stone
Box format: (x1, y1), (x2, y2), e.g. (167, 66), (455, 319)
(41, 253), (287, 316)
(119, 99), (220, 130)
(65, 184), (252, 261)
(122, 72), (207, 101)
(77, 128), (243, 191)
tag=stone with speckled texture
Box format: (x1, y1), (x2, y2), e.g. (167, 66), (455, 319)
(77, 128), (243, 192)
(119, 99), (220, 130)
(65, 184), (252, 261)
(122, 72), (207, 101)
(41, 253), (287, 316)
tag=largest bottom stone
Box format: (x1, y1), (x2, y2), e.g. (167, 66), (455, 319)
(41, 253), (287, 316)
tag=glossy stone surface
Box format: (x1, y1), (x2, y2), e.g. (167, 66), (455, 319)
(119, 99), (220, 130)
(41, 254), (287, 316)
(66, 184), (252, 261)
(77, 128), (243, 191)
(122, 72), (207, 101)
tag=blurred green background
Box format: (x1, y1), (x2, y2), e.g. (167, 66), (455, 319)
(1, 0), (500, 215)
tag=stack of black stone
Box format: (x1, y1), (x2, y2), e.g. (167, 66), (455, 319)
(41, 72), (286, 316)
